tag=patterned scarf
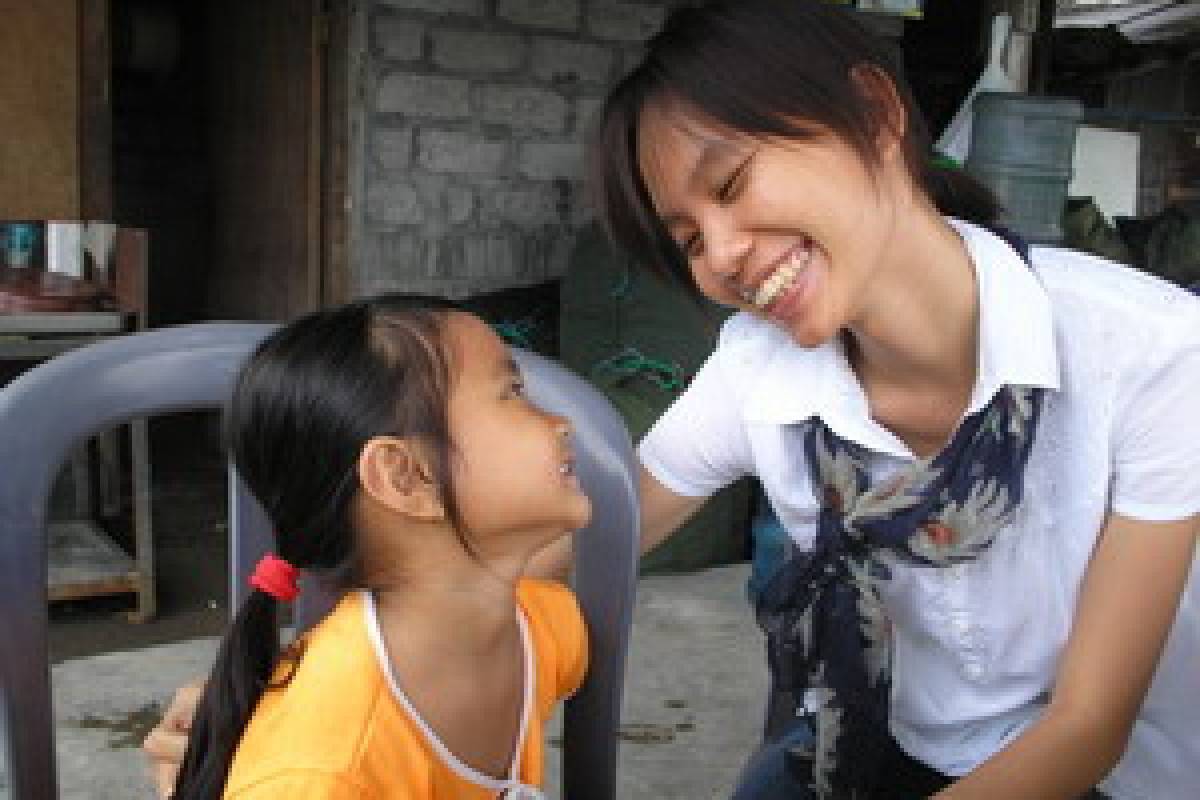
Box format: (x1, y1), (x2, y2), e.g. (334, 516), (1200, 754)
(751, 233), (1046, 798)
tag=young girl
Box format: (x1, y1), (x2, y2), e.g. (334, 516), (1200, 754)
(170, 295), (590, 799)
(584, 1), (1198, 798)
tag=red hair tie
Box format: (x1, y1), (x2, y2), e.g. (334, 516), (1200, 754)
(249, 553), (301, 603)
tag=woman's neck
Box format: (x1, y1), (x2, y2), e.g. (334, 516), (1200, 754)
(846, 206), (979, 395)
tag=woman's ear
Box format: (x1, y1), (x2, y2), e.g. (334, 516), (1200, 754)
(850, 63), (907, 163)
(357, 436), (445, 521)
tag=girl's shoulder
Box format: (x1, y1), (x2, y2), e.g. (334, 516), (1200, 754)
(516, 578), (584, 635)
(226, 592), (398, 794)
(517, 578), (588, 699)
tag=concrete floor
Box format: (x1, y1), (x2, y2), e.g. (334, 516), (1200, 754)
(3, 564), (768, 799)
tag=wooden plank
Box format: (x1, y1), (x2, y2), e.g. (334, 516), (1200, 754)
(47, 520), (138, 602)
(207, 0), (321, 321)
(80, 0), (114, 220)
(0, 312), (127, 335)
(0, 337), (109, 360)
(322, 0), (351, 308)
(0, 0), (80, 219)
(112, 228), (149, 322)
(128, 418), (156, 622)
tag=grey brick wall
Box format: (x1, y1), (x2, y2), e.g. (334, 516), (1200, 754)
(351, 0), (676, 299)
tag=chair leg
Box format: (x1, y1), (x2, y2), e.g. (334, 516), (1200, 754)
(0, 518), (59, 799)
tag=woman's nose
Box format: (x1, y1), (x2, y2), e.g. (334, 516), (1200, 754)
(701, 216), (751, 280)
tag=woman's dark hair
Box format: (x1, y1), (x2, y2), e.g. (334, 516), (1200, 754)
(172, 293), (466, 800)
(591, 0), (1001, 293)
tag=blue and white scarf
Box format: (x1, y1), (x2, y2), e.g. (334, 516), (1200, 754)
(745, 232), (1045, 798)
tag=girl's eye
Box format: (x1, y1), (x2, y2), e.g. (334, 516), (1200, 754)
(682, 233), (703, 259)
(509, 378), (526, 397)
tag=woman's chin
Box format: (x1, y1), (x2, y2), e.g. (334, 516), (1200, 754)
(780, 314), (838, 349)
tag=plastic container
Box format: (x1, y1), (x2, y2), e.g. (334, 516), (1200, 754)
(936, 14), (1018, 164)
(2, 222), (42, 268)
(966, 92), (1084, 244)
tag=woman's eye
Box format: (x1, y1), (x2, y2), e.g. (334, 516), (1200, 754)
(716, 174), (738, 203)
(682, 233), (703, 259)
(717, 154), (753, 204)
(509, 378), (526, 397)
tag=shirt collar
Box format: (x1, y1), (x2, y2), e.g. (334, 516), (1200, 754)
(954, 218), (1060, 412)
(743, 218), (1059, 454)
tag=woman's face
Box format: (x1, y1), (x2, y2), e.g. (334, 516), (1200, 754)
(637, 106), (911, 348)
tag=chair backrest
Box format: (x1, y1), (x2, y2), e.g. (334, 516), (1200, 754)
(0, 323), (638, 800)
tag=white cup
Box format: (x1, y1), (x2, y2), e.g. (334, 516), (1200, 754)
(46, 221), (85, 278)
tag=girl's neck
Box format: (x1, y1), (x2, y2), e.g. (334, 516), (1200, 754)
(372, 553), (524, 654)
(369, 544), (530, 783)
(846, 205), (978, 395)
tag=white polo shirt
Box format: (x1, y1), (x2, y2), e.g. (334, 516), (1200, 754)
(639, 219), (1200, 798)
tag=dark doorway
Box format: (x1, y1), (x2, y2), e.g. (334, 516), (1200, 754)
(111, 0), (333, 326)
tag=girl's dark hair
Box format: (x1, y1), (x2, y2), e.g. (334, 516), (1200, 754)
(172, 293), (466, 800)
(591, 0), (1001, 292)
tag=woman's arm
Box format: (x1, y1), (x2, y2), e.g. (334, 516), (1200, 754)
(526, 465), (706, 580)
(143, 679), (205, 798)
(937, 511), (1199, 799)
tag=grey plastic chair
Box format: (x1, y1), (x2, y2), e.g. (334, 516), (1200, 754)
(0, 323), (639, 800)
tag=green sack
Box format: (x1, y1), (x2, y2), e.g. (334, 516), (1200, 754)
(1062, 196), (1133, 265)
(560, 224), (752, 574)
(1144, 201), (1200, 289)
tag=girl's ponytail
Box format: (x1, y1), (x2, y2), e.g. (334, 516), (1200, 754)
(171, 591), (282, 799)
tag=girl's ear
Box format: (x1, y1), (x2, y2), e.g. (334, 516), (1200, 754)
(357, 436), (445, 521)
(850, 63), (906, 163)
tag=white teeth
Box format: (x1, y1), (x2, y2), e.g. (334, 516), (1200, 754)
(752, 247), (811, 309)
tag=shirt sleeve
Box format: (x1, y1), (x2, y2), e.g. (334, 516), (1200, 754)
(225, 770), (376, 799)
(637, 342), (753, 498)
(548, 582), (588, 698)
(1109, 313), (1200, 521)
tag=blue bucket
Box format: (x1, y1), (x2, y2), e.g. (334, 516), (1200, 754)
(967, 92), (1084, 244)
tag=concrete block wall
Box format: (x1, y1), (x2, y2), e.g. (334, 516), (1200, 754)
(352, 0), (677, 299)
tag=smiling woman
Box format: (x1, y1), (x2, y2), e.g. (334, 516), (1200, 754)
(146, 2), (1200, 797)
(589, 1), (1200, 799)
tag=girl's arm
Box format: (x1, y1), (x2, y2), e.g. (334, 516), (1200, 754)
(937, 511), (1199, 799)
(526, 465), (705, 580)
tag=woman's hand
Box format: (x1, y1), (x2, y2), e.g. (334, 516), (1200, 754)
(143, 679), (205, 798)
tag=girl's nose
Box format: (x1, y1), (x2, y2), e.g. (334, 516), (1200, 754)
(550, 412), (572, 437)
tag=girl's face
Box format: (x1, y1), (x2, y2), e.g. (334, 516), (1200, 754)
(444, 314), (592, 546)
(637, 106), (910, 348)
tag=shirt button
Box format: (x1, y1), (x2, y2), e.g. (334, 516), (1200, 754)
(963, 662), (984, 680)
